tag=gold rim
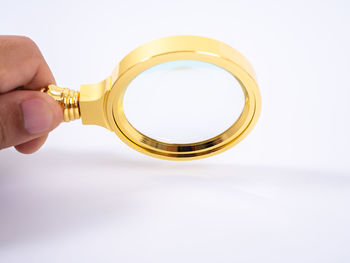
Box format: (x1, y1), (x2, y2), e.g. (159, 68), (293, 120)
(106, 35), (261, 160)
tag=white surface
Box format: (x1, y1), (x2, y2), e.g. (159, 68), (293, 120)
(1, 150), (350, 263)
(1, 0), (350, 262)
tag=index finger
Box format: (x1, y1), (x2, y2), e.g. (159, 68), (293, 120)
(0, 35), (56, 93)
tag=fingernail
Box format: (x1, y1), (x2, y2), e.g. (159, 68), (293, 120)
(21, 98), (53, 134)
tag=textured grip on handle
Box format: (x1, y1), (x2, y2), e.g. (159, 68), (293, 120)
(41, 85), (80, 122)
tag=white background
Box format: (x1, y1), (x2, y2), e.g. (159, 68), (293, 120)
(1, 0), (350, 262)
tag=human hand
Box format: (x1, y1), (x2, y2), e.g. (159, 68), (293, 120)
(0, 36), (62, 153)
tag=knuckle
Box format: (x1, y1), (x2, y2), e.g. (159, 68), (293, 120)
(0, 35), (41, 59)
(17, 36), (40, 53)
(1, 35), (36, 48)
(17, 36), (36, 46)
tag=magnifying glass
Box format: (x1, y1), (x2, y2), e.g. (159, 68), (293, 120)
(42, 35), (261, 160)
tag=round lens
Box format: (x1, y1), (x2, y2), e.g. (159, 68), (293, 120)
(123, 60), (245, 144)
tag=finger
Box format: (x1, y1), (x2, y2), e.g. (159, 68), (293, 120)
(0, 90), (62, 150)
(15, 134), (48, 154)
(0, 35), (55, 93)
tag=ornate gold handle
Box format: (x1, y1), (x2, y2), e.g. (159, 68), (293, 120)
(42, 76), (112, 128)
(41, 85), (80, 122)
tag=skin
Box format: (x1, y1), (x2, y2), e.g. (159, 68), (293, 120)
(0, 36), (63, 153)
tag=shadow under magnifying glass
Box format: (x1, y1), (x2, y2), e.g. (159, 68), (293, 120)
(0, 149), (349, 248)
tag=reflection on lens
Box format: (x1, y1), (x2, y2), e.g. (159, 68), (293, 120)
(123, 60), (245, 144)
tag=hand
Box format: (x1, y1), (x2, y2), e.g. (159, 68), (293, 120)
(0, 36), (62, 153)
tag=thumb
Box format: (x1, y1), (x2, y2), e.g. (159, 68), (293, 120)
(0, 90), (62, 150)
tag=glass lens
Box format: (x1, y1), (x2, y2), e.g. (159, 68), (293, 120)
(123, 60), (245, 144)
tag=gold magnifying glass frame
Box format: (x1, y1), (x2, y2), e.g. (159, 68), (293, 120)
(43, 35), (261, 160)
